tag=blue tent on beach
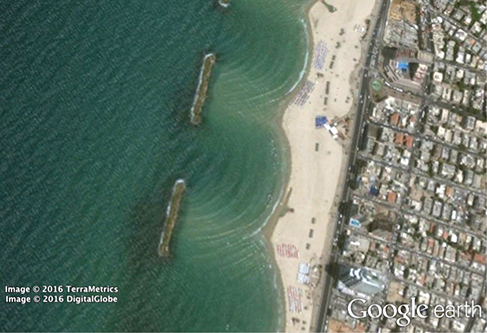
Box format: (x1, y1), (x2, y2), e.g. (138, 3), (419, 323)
(315, 116), (328, 128)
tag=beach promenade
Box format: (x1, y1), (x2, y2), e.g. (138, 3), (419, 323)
(271, 0), (377, 331)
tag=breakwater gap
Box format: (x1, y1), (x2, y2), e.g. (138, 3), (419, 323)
(190, 53), (216, 126)
(158, 179), (186, 257)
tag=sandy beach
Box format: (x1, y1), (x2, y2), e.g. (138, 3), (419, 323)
(271, 0), (378, 331)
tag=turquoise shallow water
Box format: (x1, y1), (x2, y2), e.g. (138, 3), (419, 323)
(0, 0), (309, 331)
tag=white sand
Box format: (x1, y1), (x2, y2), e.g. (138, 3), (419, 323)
(271, 0), (378, 331)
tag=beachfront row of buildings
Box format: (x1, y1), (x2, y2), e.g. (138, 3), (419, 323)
(326, 0), (487, 332)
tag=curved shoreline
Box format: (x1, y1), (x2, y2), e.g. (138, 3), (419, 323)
(267, 0), (379, 331)
(262, 2), (318, 332)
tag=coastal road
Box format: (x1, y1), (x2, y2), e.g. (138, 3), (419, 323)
(315, 0), (390, 331)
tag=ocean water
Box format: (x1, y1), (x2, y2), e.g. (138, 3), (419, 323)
(0, 0), (309, 331)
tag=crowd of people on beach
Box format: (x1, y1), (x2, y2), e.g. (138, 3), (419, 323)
(287, 286), (304, 313)
(313, 40), (328, 70)
(292, 80), (315, 106)
(276, 243), (299, 259)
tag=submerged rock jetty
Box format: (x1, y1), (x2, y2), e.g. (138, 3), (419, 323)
(158, 179), (186, 257)
(218, 0), (230, 8)
(190, 53), (216, 126)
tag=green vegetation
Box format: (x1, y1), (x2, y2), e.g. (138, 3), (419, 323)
(427, 163), (434, 177)
(191, 53), (217, 126)
(454, 0), (481, 21)
(471, 6), (481, 21)
(455, 106), (487, 122)
(371, 79), (383, 92)
(456, 80), (467, 91)
(158, 180), (186, 257)
(453, 43), (459, 59)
